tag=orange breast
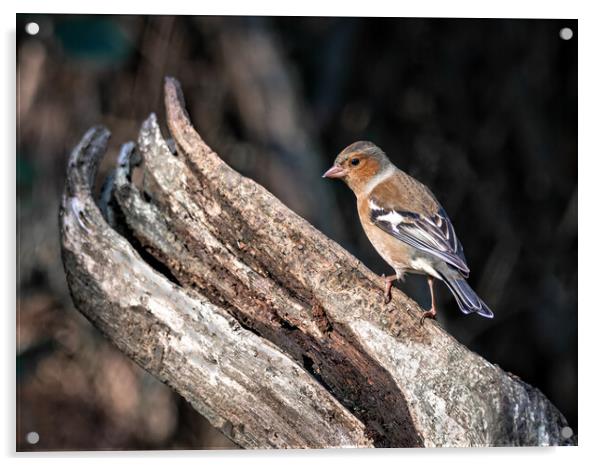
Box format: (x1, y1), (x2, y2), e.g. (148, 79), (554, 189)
(357, 196), (414, 273)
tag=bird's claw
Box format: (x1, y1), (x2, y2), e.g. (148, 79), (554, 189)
(420, 309), (437, 325)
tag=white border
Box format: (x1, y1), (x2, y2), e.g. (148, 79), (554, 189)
(3, 1), (598, 465)
(7, 0), (583, 18)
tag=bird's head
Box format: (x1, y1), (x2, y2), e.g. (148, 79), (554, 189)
(322, 141), (391, 195)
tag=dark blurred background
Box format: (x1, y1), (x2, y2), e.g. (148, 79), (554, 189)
(16, 15), (577, 450)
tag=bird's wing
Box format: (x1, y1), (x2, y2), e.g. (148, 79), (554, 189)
(369, 198), (470, 277)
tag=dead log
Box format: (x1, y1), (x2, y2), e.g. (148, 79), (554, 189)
(59, 77), (575, 448)
(59, 127), (371, 449)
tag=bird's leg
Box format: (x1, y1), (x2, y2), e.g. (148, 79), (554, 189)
(382, 274), (397, 304)
(420, 276), (438, 325)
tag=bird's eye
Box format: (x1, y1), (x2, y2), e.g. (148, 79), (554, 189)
(351, 158), (360, 166)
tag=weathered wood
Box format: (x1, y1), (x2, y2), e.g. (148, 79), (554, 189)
(59, 77), (575, 448)
(114, 112), (422, 447)
(59, 127), (372, 449)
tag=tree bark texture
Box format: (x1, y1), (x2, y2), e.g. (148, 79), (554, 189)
(59, 77), (575, 449)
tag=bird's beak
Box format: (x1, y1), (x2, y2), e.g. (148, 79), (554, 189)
(322, 165), (347, 179)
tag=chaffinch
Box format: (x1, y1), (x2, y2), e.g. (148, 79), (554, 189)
(323, 141), (493, 323)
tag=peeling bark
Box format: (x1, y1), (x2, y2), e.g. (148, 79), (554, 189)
(59, 77), (575, 448)
(59, 128), (371, 449)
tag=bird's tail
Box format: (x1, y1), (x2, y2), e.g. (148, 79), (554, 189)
(439, 273), (494, 318)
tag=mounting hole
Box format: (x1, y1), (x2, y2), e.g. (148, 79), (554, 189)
(25, 22), (40, 36)
(26, 431), (39, 444)
(561, 426), (573, 439)
(559, 27), (573, 40)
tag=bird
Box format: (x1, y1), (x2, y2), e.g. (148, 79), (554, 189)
(322, 141), (493, 324)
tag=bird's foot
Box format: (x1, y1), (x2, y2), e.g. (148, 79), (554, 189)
(420, 308), (437, 325)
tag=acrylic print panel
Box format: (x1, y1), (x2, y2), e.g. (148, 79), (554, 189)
(16, 14), (577, 450)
